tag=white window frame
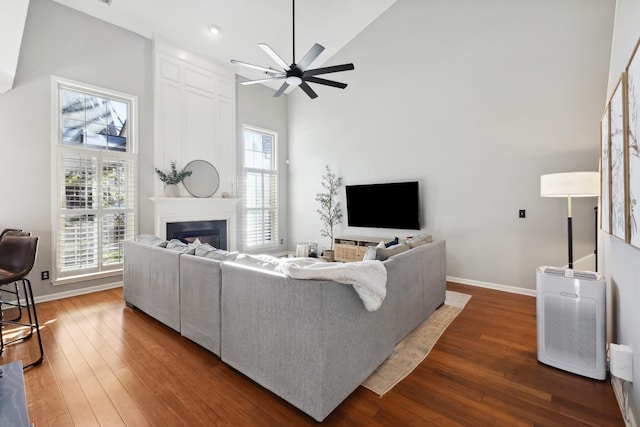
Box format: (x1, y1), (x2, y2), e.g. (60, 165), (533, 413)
(239, 124), (279, 252)
(51, 76), (138, 285)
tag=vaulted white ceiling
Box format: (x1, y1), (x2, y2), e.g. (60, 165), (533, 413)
(49, 0), (397, 86)
(0, 0), (30, 93)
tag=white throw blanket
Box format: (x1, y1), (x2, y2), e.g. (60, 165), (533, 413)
(276, 258), (387, 311)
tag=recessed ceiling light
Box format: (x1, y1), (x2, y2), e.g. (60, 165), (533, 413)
(208, 25), (220, 35)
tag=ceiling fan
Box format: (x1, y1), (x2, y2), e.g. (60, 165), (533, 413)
(230, 0), (354, 99)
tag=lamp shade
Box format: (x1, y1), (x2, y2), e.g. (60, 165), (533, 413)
(540, 172), (599, 198)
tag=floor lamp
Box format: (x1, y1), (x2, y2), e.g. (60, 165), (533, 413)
(540, 172), (599, 269)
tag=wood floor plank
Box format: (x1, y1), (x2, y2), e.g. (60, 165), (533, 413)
(2, 283), (624, 426)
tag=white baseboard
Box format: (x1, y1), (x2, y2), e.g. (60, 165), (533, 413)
(33, 281), (123, 304)
(612, 376), (637, 427)
(446, 276), (536, 297)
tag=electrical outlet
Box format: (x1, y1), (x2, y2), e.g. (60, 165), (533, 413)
(41, 271), (49, 280)
(519, 209), (526, 218)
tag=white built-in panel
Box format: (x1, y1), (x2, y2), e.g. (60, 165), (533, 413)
(216, 98), (234, 195)
(153, 37), (235, 198)
(158, 82), (183, 166)
(185, 89), (217, 162)
(160, 59), (181, 82)
(185, 67), (216, 94)
(218, 79), (233, 100)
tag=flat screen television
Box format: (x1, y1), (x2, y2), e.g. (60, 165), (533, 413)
(345, 181), (420, 230)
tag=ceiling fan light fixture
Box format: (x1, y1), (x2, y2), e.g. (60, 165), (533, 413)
(230, 0), (354, 99)
(286, 76), (302, 86)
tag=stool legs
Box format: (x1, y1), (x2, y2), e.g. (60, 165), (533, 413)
(0, 282), (25, 322)
(0, 277), (44, 368)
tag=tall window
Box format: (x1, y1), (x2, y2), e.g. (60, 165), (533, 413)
(52, 78), (137, 284)
(240, 125), (278, 251)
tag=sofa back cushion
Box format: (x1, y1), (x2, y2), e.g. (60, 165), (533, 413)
(405, 233), (433, 248)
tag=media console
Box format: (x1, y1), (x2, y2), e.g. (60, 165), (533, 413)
(334, 236), (391, 262)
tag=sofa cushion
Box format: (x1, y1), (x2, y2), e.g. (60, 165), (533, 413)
(166, 239), (196, 254)
(375, 243), (410, 261)
(135, 234), (168, 247)
(405, 233), (433, 248)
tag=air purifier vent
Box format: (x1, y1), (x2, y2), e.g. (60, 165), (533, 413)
(539, 266), (601, 281)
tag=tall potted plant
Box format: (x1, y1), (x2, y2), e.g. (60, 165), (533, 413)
(155, 161), (192, 197)
(316, 165), (343, 261)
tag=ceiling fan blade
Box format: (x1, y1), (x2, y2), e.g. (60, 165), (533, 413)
(259, 44), (291, 71)
(303, 63), (355, 78)
(274, 82), (290, 97)
(299, 81), (318, 99)
(231, 59), (282, 74)
(297, 43), (325, 71)
(241, 76), (286, 86)
(305, 76), (347, 89)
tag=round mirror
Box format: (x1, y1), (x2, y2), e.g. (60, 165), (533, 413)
(182, 160), (220, 198)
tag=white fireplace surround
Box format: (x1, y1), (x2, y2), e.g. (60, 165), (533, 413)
(150, 197), (239, 251)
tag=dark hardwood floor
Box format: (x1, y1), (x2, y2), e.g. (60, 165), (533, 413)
(0, 282), (623, 426)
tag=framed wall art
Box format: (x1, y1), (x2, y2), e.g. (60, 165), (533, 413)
(601, 106), (611, 233)
(609, 74), (627, 242)
(627, 38), (640, 249)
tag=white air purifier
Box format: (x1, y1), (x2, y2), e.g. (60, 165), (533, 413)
(536, 266), (606, 380)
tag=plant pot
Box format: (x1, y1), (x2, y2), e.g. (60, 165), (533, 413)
(323, 250), (335, 262)
(164, 184), (180, 197)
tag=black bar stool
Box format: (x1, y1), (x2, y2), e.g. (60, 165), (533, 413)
(0, 235), (44, 368)
(0, 230), (31, 322)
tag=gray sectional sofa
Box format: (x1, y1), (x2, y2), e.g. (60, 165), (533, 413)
(123, 237), (446, 421)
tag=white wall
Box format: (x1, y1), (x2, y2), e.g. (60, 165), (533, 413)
(288, 0), (614, 291)
(235, 76), (290, 252)
(602, 0), (640, 419)
(0, 0), (153, 297)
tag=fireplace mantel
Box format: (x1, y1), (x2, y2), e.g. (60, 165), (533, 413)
(150, 197), (239, 250)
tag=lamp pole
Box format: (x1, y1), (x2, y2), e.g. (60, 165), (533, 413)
(567, 195), (573, 269)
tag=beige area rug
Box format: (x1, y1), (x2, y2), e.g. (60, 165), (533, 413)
(362, 290), (471, 396)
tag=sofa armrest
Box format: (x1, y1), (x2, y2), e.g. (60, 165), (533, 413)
(123, 240), (181, 331)
(220, 262), (394, 421)
(384, 240), (446, 343)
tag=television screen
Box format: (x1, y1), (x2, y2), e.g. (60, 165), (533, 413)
(345, 181), (420, 230)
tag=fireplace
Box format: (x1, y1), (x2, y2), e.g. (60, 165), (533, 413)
(167, 220), (227, 250)
(151, 197), (239, 251)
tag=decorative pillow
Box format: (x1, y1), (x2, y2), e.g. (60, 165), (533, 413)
(187, 238), (203, 250)
(375, 243), (410, 261)
(363, 240), (386, 261)
(363, 245), (377, 261)
(405, 233), (433, 248)
(384, 237), (399, 248)
(195, 243), (216, 256)
(166, 239), (196, 254)
(135, 234), (168, 247)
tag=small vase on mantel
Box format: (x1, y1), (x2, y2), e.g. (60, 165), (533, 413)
(164, 184), (180, 197)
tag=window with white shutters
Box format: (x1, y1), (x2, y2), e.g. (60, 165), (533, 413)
(239, 125), (278, 251)
(53, 78), (137, 284)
